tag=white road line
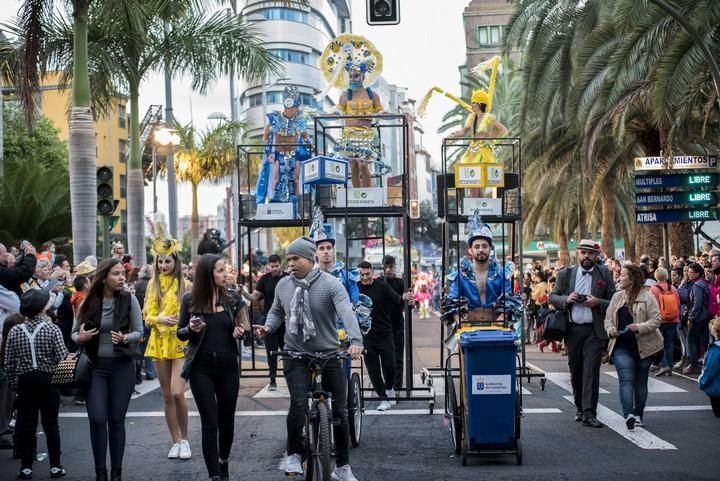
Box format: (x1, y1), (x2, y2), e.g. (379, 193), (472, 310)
(543, 371), (610, 394)
(561, 396), (676, 450)
(131, 379), (160, 399)
(644, 405), (711, 412)
(59, 408), (563, 418)
(604, 372), (686, 393)
(254, 381), (290, 399)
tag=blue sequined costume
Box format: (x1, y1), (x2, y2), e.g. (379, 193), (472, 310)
(448, 256), (518, 311)
(255, 111), (312, 205)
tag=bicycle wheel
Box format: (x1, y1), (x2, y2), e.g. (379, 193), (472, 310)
(348, 372), (363, 447)
(310, 401), (332, 481)
(445, 370), (461, 455)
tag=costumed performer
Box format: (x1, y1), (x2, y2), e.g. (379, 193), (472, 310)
(447, 210), (520, 324)
(319, 34), (386, 188)
(255, 85), (312, 205)
(143, 231), (193, 460)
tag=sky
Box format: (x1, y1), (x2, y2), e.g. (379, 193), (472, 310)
(3, 0), (468, 217)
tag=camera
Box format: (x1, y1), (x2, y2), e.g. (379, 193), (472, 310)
(575, 294), (588, 304)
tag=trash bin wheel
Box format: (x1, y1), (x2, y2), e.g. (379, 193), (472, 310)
(445, 370), (461, 454)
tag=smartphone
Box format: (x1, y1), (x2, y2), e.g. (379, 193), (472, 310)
(190, 316), (202, 326)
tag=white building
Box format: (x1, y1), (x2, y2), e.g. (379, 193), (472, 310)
(238, 0), (352, 138)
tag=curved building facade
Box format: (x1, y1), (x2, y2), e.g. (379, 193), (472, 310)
(239, 0), (351, 138)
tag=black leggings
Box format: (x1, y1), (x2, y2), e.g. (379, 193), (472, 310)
(86, 357), (135, 470)
(264, 323), (285, 381)
(189, 351), (240, 478)
(364, 334), (396, 399)
(16, 371), (61, 469)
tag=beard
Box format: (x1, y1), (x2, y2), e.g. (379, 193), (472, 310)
(474, 253), (489, 264)
(580, 258), (595, 269)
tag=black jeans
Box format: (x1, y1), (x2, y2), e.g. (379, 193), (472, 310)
(363, 334), (396, 399)
(264, 323), (285, 382)
(392, 326), (404, 389)
(566, 323), (604, 418)
(16, 371), (61, 469)
(86, 357), (136, 470)
(688, 319), (710, 366)
(284, 357), (349, 467)
(189, 351), (240, 478)
(710, 396), (720, 417)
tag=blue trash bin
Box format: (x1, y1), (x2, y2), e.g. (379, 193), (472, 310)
(460, 329), (517, 450)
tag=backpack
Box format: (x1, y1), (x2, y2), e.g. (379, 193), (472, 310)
(656, 283), (680, 322)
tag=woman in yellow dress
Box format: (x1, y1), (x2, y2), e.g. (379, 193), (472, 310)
(143, 237), (192, 460)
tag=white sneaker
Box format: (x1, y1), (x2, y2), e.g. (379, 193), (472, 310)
(331, 464), (358, 481)
(168, 443), (180, 459)
(377, 400), (392, 411)
(179, 439), (191, 459)
(386, 389), (397, 405)
(285, 453), (304, 475)
(634, 416), (644, 427)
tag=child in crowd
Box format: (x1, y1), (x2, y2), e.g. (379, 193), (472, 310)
(699, 317), (720, 417)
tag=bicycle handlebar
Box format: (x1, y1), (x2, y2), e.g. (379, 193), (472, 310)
(269, 350), (352, 360)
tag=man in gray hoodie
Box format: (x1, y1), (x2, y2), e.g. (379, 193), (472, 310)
(255, 236), (363, 481)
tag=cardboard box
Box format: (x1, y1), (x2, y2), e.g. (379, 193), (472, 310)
(301, 156), (348, 185)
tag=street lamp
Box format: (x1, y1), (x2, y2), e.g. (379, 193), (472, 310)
(152, 126), (181, 213)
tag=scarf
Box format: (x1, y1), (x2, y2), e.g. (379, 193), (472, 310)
(288, 268), (322, 342)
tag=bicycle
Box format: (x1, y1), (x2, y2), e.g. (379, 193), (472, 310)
(272, 350), (351, 481)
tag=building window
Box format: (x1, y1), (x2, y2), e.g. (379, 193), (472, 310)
(270, 49), (320, 67)
(245, 91), (321, 110)
(121, 209), (127, 233)
(477, 25), (503, 47)
(120, 174), (127, 198)
(118, 104), (126, 129)
(261, 8), (308, 23)
(118, 139), (128, 163)
(426, 178), (432, 193)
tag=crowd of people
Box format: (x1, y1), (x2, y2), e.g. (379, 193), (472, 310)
(1, 232), (718, 480)
(521, 241), (720, 427)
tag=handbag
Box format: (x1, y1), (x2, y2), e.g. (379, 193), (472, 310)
(51, 347), (92, 389)
(543, 309), (570, 342)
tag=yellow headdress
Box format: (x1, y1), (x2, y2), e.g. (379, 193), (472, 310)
(145, 214), (180, 258)
(470, 89), (490, 107)
(317, 34), (383, 100)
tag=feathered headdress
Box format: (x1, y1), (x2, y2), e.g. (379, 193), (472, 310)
(467, 209), (494, 247)
(145, 214), (180, 257)
(283, 85), (301, 108)
(317, 34), (383, 101)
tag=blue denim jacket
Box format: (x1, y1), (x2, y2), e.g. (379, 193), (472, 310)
(699, 341), (720, 397)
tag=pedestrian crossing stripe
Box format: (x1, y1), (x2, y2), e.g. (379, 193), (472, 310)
(603, 371), (687, 393)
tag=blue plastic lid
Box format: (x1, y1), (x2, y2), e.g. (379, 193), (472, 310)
(459, 329), (516, 347)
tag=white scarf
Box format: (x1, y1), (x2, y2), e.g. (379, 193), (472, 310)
(288, 268), (322, 341)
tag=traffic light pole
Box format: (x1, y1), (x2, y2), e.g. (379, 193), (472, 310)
(101, 216), (110, 259)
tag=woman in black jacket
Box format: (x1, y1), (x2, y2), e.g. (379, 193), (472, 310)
(72, 259), (142, 481)
(177, 254), (246, 481)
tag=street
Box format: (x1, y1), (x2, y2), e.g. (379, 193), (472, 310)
(2, 315), (719, 481)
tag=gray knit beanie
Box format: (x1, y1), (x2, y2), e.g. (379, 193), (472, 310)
(287, 236), (316, 262)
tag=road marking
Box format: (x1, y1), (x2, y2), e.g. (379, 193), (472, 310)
(561, 396), (676, 450)
(604, 372), (686, 393)
(59, 407), (563, 418)
(131, 379), (160, 399)
(644, 405), (711, 412)
(543, 371), (610, 394)
(254, 381), (291, 398)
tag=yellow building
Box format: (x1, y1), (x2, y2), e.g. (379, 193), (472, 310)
(38, 72), (129, 238)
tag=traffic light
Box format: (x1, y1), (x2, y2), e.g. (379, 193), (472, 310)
(366, 0), (400, 25)
(97, 166), (117, 216)
(409, 199), (420, 219)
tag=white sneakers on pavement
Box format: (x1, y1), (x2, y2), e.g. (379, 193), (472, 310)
(168, 443), (180, 459)
(179, 439), (192, 459)
(625, 414), (636, 430)
(285, 453), (304, 475)
(377, 400), (392, 411)
(386, 389), (397, 406)
(331, 464), (358, 481)
(634, 416), (644, 427)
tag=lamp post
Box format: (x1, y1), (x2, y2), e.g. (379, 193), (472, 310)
(152, 126), (181, 215)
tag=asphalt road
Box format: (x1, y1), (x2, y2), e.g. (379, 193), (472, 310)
(2, 318), (719, 481)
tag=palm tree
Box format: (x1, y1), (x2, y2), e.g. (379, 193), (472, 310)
(174, 120), (243, 262)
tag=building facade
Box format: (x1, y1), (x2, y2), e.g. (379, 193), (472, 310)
(463, 0), (517, 68)
(34, 73), (130, 240)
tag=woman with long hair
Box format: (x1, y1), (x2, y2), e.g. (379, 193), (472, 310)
(604, 264), (664, 430)
(177, 254), (246, 481)
(72, 259), (143, 481)
(143, 239), (191, 460)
